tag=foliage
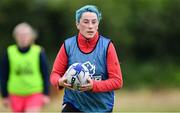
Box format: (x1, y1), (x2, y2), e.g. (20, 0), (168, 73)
(0, 0), (180, 89)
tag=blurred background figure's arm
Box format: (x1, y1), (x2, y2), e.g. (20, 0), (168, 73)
(40, 48), (50, 104)
(0, 50), (10, 107)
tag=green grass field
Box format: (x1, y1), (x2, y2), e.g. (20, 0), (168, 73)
(1, 89), (180, 112)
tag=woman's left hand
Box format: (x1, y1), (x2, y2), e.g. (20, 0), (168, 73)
(42, 95), (50, 105)
(80, 78), (93, 92)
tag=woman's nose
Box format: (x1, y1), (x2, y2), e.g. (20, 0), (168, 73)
(88, 23), (93, 29)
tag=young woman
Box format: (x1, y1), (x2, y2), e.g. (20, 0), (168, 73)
(50, 5), (123, 112)
(0, 22), (50, 112)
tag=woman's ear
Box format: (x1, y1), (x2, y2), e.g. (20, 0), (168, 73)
(76, 22), (80, 30)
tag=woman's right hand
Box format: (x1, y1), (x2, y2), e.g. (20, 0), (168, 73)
(58, 76), (74, 90)
(2, 97), (10, 107)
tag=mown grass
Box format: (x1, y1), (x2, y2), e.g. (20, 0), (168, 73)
(1, 89), (180, 112)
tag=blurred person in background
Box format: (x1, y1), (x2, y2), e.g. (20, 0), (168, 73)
(0, 22), (50, 112)
(50, 5), (123, 112)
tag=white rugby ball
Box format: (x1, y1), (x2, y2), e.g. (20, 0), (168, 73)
(65, 63), (90, 90)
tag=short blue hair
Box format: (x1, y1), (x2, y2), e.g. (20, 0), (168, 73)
(76, 5), (102, 23)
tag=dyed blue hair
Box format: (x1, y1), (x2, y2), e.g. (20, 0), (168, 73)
(76, 5), (102, 23)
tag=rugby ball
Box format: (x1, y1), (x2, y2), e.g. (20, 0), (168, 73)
(65, 63), (90, 90)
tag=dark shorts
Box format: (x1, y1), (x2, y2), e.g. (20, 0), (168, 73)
(61, 102), (113, 113)
(61, 102), (82, 112)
